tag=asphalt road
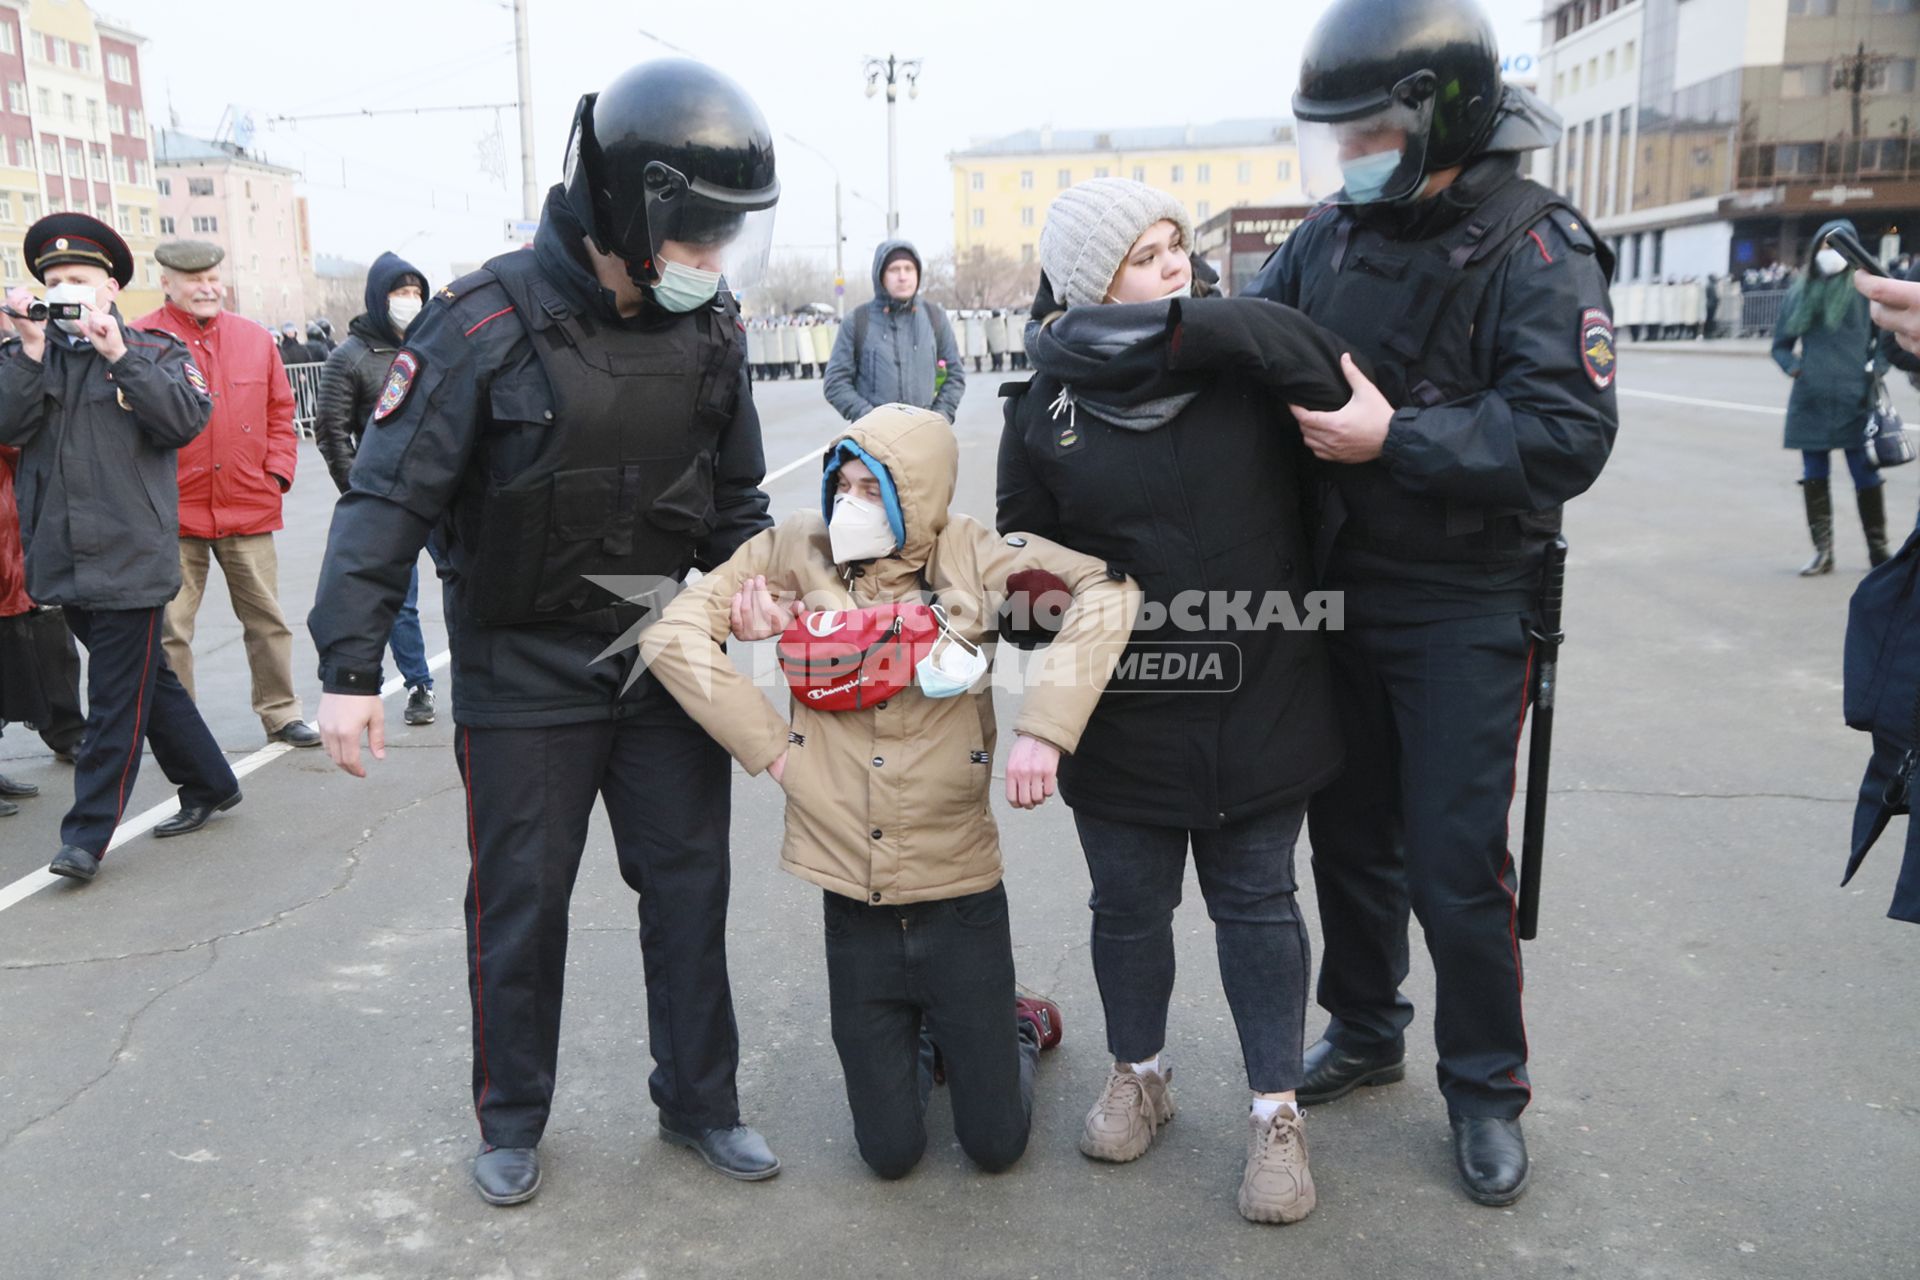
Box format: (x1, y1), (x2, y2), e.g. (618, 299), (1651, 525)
(1, 349), (1915, 1280)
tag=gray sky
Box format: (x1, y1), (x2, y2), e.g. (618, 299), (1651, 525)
(109, 0), (1546, 288)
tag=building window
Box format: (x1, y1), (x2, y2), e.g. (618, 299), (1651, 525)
(89, 148), (105, 180)
(1093, 166), (1109, 178)
(157, 176), (171, 196)
(65, 144), (80, 176)
(1882, 59), (1918, 94)
(1782, 64), (1830, 98)
(61, 93), (73, 120)
(1605, 50), (1616, 80)
(1278, 159), (1293, 181)
(115, 204), (130, 232)
(1237, 161), (1252, 183)
(188, 177), (214, 196)
(969, 171), (983, 191)
(1870, 0), (1916, 12)
(19, 193), (34, 221)
(134, 160), (147, 184)
(1197, 200), (1211, 220)
(1, 249), (17, 279)
(107, 50), (132, 82)
(244, 179), (252, 198)
(1623, 41), (1636, 71)
(1197, 163), (1211, 183)
(1021, 243), (1034, 264)
(191, 215), (218, 233)
(35, 88), (47, 116)
(11, 138), (26, 168)
(86, 99), (98, 127)
(159, 214), (174, 235)
(40, 141), (55, 172)
(139, 207), (150, 234)
(970, 208), (984, 228)
(1057, 167), (1071, 187)
(1571, 66), (1581, 93)
(0, 193), (11, 223)
(129, 108), (143, 135)
(1786, 0), (1835, 11)
(112, 154), (129, 182)
(0, 23), (12, 56)
(1132, 165), (1145, 182)
(1020, 169), (1033, 189)
(49, 36), (65, 65)
(6, 82), (22, 115)
(1021, 206), (1034, 227)
(1170, 164), (1184, 183)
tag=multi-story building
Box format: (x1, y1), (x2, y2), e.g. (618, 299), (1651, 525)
(0, 0), (162, 314)
(1537, 0), (1920, 281)
(949, 121), (1303, 266)
(154, 129), (315, 326)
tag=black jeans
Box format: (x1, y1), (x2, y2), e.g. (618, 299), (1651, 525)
(1072, 801), (1311, 1093)
(823, 882), (1039, 1178)
(1307, 614), (1536, 1119)
(454, 687), (739, 1149)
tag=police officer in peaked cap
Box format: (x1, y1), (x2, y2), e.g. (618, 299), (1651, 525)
(308, 58), (781, 1206)
(1246, 0), (1618, 1206)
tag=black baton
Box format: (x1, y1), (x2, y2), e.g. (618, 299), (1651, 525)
(1517, 536), (1568, 942)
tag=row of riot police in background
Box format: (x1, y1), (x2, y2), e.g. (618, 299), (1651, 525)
(745, 306), (1028, 381)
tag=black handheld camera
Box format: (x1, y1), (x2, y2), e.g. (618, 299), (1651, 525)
(1, 300), (85, 323)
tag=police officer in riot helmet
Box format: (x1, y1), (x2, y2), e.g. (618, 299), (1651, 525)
(1248, 0), (1617, 1206)
(309, 59), (781, 1206)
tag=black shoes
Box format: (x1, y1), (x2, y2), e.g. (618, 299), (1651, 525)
(1297, 1037), (1407, 1107)
(0, 772), (38, 798)
(269, 720), (323, 748)
(0, 798), (15, 817)
(154, 790), (242, 838)
(403, 685), (436, 726)
(48, 845), (101, 883)
(1450, 1114), (1530, 1206)
(473, 1145), (541, 1206)
(1859, 484), (1892, 568)
(658, 1117), (781, 1181)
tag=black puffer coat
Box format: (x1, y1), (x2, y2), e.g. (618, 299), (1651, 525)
(314, 251), (428, 492)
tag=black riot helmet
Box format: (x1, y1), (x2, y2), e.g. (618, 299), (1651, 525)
(562, 59), (780, 293)
(1293, 0), (1502, 205)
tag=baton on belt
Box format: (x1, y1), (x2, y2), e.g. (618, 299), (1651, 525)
(1517, 536), (1567, 942)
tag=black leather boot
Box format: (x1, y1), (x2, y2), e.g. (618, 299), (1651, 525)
(658, 1116), (781, 1181)
(472, 1145), (540, 1205)
(1450, 1115), (1530, 1206)
(1799, 478), (1835, 575)
(1859, 483), (1892, 568)
(1297, 1037), (1406, 1106)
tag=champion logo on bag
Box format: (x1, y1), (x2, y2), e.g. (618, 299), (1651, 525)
(777, 601), (944, 712)
(805, 611), (847, 637)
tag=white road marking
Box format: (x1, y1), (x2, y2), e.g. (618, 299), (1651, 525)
(0, 651), (451, 916)
(764, 441), (830, 485)
(1618, 387), (1783, 416)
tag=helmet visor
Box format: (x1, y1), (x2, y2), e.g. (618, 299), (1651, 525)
(642, 166), (779, 295)
(1297, 98), (1434, 205)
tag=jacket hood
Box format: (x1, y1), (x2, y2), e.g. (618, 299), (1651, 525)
(1481, 83), (1561, 156)
(345, 311), (397, 349)
(1810, 217), (1859, 263)
(825, 405), (955, 573)
(364, 250), (427, 344)
(870, 238), (923, 310)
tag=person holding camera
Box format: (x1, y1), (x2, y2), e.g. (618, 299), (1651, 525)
(0, 213), (235, 884)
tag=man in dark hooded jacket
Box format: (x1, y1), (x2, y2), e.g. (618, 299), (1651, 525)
(823, 239), (965, 422)
(313, 250), (435, 724)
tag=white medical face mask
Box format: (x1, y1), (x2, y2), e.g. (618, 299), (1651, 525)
(388, 294), (423, 334)
(1815, 248), (1847, 277)
(915, 623), (989, 699)
(46, 281), (95, 334)
(828, 492), (897, 563)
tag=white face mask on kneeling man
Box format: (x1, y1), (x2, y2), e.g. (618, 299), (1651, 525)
(828, 493), (897, 563)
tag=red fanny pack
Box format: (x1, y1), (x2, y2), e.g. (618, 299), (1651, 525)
(777, 601), (943, 711)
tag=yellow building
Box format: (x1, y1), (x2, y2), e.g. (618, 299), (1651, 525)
(0, 0), (165, 317)
(949, 120), (1304, 265)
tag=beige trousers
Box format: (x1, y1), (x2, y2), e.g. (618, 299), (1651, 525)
(163, 534), (302, 735)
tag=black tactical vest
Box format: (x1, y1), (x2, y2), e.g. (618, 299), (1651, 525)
(461, 250), (745, 626)
(1301, 176), (1607, 562)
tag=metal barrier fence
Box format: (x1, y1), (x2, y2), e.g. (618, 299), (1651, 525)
(1736, 289), (1791, 339)
(285, 361), (326, 440)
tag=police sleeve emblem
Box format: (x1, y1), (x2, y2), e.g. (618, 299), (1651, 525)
(1579, 308), (1616, 391)
(182, 361), (208, 394)
(373, 351), (421, 423)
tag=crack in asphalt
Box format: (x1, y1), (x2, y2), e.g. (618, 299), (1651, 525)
(0, 782), (465, 971)
(0, 940), (220, 1153)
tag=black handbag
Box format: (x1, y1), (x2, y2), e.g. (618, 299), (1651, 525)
(1866, 377), (1915, 469)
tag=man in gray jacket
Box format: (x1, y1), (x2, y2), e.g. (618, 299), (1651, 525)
(823, 239), (965, 422)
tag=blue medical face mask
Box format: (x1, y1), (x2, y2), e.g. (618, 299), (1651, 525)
(1341, 149), (1405, 204)
(916, 627), (989, 699)
(651, 258), (722, 313)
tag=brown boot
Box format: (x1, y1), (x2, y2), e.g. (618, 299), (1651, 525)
(1800, 478), (1835, 576)
(1859, 483), (1892, 568)
(1238, 1105), (1316, 1224)
(1079, 1062), (1175, 1163)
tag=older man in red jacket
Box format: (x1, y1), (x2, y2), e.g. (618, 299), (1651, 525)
(137, 239), (319, 747)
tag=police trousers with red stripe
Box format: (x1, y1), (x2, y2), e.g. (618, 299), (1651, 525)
(61, 606), (236, 856)
(454, 687), (739, 1150)
(1305, 613), (1537, 1120)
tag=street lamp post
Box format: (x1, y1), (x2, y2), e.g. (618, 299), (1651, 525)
(863, 54), (922, 237)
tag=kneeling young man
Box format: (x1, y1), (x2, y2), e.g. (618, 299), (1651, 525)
(642, 404), (1139, 1177)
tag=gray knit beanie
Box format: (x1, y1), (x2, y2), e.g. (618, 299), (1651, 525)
(1039, 177), (1194, 309)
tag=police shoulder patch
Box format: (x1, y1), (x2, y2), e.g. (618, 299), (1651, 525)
(182, 361), (208, 394)
(1580, 307), (1616, 391)
(374, 350), (421, 423)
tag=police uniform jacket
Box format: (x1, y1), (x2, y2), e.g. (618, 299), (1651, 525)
(307, 186), (773, 727)
(0, 314), (213, 610)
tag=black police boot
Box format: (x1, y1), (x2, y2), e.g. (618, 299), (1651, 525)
(0, 797), (17, 818)
(153, 790), (242, 838)
(1297, 1037), (1406, 1107)
(1450, 1114), (1530, 1206)
(1858, 483), (1892, 568)
(48, 845), (101, 882)
(404, 685), (436, 726)
(0, 772), (38, 798)
(472, 1145), (541, 1206)
(1799, 478), (1835, 576)
(658, 1116), (781, 1181)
